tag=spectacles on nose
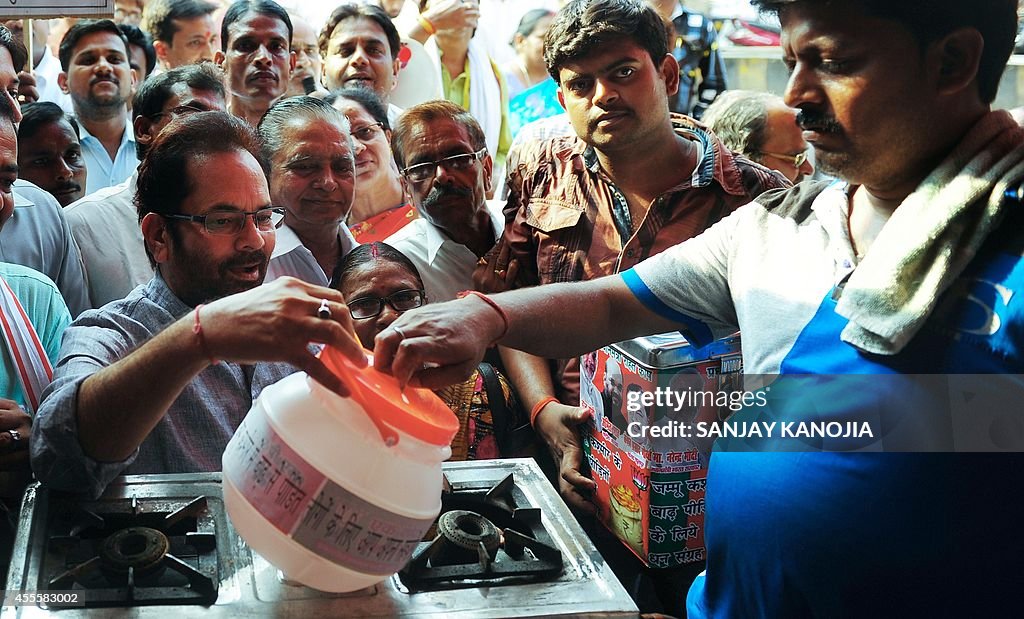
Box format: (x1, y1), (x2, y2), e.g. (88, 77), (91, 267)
(160, 206), (285, 235)
(148, 104), (211, 121)
(347, 289), (425, 319)
(400, 149), (487, 183)
(760, 150), (808, 168)
(351, 122), (384, 144)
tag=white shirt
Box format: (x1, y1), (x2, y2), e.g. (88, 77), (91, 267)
(33, 47), (74, 115)
(0, 180), (90, 317)
(386, 200), (504, 303)
(387, 103), (403, 128)
(64, 172), (153, 309)
(266, 223), (359, 286)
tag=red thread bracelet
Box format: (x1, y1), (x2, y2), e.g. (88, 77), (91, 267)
(192, 304), (219, 365)
(458, 290), (510, 345)
(530, 396), (559, 427)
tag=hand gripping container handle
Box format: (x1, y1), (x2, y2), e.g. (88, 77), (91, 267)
(319, 346), (459, 448)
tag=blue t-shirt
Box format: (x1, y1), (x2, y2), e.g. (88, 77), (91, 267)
(626, 180), (1024, 617)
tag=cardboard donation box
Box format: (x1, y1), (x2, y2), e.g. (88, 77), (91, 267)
(580, 332), (741, 568)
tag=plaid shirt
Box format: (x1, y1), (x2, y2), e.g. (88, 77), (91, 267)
(670, 7), (728, 119)
(500, 114), (787, 402)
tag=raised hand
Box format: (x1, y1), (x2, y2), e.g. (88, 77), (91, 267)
(200, 277), (368, 395)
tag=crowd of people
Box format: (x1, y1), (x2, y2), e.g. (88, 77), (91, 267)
(2, 0), (1023, 617)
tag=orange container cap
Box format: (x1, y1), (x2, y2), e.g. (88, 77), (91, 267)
(320, 346), (460, 447)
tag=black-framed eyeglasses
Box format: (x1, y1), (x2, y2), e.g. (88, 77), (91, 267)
(760, 150), (808, 168)
(400, 148), (487, 183)
(347, 289), (425, 319)
(351, 122), (384, 143)
(160, 207), (285, 235)
(149, 104), (210, 121)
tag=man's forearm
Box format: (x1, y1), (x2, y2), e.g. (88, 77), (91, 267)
(75, 317), (208, 462)
(493, 277), (676, 360)
(376, 274), (680, 390)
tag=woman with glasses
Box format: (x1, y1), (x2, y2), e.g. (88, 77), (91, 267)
(325, 88), (418, 243)
(333, 242), (525, 461)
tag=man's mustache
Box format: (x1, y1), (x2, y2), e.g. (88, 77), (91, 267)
(223, 250), (269, 270)
(796, 109), (843, 133)
(422, 184), (472, 209)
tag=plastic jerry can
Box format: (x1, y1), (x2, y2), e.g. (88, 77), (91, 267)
(222, 346), (459, 592)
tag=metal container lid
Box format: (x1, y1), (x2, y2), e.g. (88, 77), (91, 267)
(610, 331), (741, 369)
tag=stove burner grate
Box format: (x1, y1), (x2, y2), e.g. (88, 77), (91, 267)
(43, 495), (218, 607)
(398, 473), (563, 590)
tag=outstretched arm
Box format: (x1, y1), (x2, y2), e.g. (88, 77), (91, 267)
(373, 274), (680, 389)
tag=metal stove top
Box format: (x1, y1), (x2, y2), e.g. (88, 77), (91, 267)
(3, 459), (638, 618)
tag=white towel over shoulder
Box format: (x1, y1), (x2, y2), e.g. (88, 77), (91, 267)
(836, 110), (1024, 355)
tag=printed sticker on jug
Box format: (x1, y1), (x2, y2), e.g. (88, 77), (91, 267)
(291, 481), (435, 576)
(224, 411), (435, 575)
(223, 412), (328, 534)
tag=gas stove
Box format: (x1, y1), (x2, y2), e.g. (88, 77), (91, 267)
(3, 459), (638, 618)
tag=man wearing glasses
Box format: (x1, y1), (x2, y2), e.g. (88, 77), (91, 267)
(65, 62), (226, 309)
(32, 111), (363, 498)
(702, 89), (815, 183)
(387, 100), (504, 303)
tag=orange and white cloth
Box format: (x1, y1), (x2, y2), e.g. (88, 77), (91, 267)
(0, 273), (53, 412)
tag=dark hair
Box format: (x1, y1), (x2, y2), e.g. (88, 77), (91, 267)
(333, 241), (423, 294)
(18, 102), (81, 142)
(132, 62), (226, 158)
(257, 95), (352, 173)
(750, 0), (1017, 104)
(544, 0), (667, 83)
(220, 0), (293, 52)
(141, 0), (218, 44)
(324, 86), (391, 131)
(118, 24), (157, 78)
(0, 24), (29, 72)
(319, 3), (400, 60)
(59, 19), (132, 72)
(135, 111), (263, 263)
(391, 100), (487, 168)
(133, 61), (225, 119)
(512, 8), (555, 47)
(701, 90), (784, 160)
(136, 110), (261, 218)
